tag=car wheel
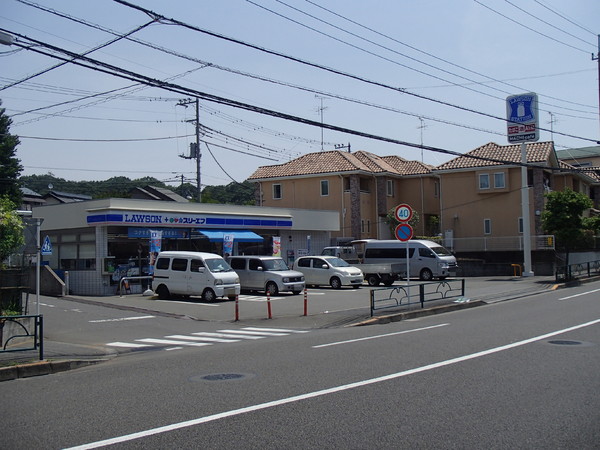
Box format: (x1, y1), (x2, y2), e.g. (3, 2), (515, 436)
(202, 288), (216, 302)
(156, 285), (170, 300)
(420, 268), (433, 281)
(292, 290), (302, 295)
(265, 281), (279, 296)
(330, 277), (342, 289)
(367, 274), (380, 286)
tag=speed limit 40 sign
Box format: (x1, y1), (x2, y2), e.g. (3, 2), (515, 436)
(394, 203), (413, 222)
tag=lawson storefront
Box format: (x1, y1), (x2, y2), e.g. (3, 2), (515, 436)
(33, 198), (339, 296)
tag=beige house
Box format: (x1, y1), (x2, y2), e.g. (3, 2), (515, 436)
(248, 150), (438, 242)
(435, 141), (598, 251)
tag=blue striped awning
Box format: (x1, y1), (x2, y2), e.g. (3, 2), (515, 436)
(197, 229), (264, 242)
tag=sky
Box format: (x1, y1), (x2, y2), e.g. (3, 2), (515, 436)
(1, 0), (599, 189)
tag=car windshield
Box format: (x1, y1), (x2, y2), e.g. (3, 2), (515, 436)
(262, 258), (289, 271)
(326, 257), (350, 267)
(204, 258), (234, 273)
(431, 246), (452, 256)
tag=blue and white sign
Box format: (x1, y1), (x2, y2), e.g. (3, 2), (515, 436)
(41, 235), (53, 255)
(506, 92), (539, 143)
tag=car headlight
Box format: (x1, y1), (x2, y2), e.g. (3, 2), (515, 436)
(214, 279), (223, 286)
(283, 277), (290, 283)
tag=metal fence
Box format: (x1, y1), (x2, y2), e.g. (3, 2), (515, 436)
(447, 235), (555, 252)
(0, 314), (44, 360)
(555, 260), (600, 283)
(370, 279), (466, 316)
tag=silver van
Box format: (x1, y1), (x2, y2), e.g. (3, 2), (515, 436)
(227, 256), (305, 295)
(152, 251), (240, 301)
(353, 239), (458, 281)
(292, 256), (363, 289)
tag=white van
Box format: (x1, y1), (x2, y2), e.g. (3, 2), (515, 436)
(152, 251), (240, 301)
(353, 239), (458, 281)
(227, 256), (305, 295)
(292, 256), (363, 289)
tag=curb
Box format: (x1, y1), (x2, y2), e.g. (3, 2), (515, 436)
(352, 300), (487, 326)
(0, 359), (108, 382)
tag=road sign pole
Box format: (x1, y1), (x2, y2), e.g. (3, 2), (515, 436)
(521, 142), (534, 277)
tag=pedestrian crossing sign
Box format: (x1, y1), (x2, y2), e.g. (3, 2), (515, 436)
(41, 235), (53, 255)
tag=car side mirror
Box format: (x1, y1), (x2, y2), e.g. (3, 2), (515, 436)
(322, 264), (328, 269)
(257, 266), (263, 271)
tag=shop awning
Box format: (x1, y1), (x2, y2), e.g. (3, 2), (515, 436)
(197, 229), (264, 242)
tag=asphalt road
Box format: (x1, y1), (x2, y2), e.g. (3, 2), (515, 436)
(1, 280), (599, 449)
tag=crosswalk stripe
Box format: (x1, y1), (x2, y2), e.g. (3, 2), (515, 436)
(106, 342), (152, 348)
(136, 338), (212, 347)
(242, 327), (309, 334)
(191, 332), (265, 340)
(165, 334), (241, 343)
(218, 329), (288, 337)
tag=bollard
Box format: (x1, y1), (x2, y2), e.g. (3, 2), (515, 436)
(234, 294), (239, 321)
(266, 291), (272, 319)
(303, 288), (308, 316)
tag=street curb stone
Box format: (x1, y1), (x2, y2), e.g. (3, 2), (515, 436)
(0, 359), (107, 382)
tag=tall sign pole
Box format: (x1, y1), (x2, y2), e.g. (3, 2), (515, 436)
(507, 92), (539, 277)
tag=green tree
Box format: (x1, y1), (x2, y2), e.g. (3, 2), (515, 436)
(0, 101), (22, 205)
(541, 188), (593, 267)
(0, 196), (24, 263)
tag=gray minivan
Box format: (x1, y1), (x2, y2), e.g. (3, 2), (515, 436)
(228, 256), (305, 295)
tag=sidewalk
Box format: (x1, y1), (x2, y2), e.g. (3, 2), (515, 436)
(0, 275), (559, 380)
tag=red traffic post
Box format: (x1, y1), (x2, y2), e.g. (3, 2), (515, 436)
(266, 291), (272, 319)
(303, 288), (308, 316)
(234, 294), (239, 321)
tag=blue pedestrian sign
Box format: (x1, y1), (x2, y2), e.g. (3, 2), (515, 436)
(41, 235), (53, 255)
(506, 92), (539, 143)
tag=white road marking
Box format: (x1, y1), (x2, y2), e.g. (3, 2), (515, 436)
(242, 327), (309, 334)
(165, 335), (241, 343)
(312, 323), (450, 348)
(90, 315), (155, 323)
(69, 318), (600, 450)
(106, 342), (152, 348)
(218, 329), (288, 337)
(191, 332), (265, 340)
(135, 338), (212, 347)
(559, 288), (600, 301)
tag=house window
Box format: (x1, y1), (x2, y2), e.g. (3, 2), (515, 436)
(518, 217), (523, 234)
(484, 218), (492, 235)
(359, 177), (370, 192)
(386, 180), (394, 196)
(479, 174), (490, 190)
(273, 184), (282, 199)
(434, 180), (440, 198)
(361, 220), (370, 233)
(320, 180), (329, 196)
(494, 172), (506, 189)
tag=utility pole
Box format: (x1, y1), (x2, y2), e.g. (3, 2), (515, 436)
(418, 117), (428, 163)
(177, 98), (201, 202)
(315, 95), (328, 151)
(593, 35), (600, 139)
(547, 112), (557, 142)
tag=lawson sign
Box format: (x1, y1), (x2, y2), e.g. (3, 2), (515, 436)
(87, 211), (293, 228)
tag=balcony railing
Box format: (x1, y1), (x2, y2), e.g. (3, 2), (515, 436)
(445, 235), (555, 253)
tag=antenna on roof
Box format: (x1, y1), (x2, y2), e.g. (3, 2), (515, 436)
(315, 95), (329, 151)
(418, 117), (428, 163)
(335, 143), (351, 153)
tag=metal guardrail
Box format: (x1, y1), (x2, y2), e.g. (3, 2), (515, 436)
(0, 314), (44, 360)
(555, 260), (600, 283)
(370, 279), (466, 316)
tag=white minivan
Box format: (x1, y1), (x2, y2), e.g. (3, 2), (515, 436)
(152, 251), (240, 301)
(292, 256), (363, 289)
(227, 256), (305, 295)
(353, 239), (458, 281)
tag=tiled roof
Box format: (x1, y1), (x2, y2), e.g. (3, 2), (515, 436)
(247, 150), (432, 180)
(435, 141), (556, 171)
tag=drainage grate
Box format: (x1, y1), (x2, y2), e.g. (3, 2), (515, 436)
(548, 340), (582, 346)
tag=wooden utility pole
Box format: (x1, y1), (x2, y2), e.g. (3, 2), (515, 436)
(177, 98), (201, 202)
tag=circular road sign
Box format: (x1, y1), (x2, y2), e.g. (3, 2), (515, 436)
(394, 203), (413, 222)
(395, 223), (413, 242)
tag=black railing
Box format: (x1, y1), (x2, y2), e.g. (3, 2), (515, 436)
(555, 260), (600, 283)
(0, 314), (44, 360)
(370, 279), (466, 316)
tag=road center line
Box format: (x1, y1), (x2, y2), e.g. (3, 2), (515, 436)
(559, 288), (600, 301)
(66, 318), (600, 450)
(312, 323), (449, 348)
(89, 315), (155, 323)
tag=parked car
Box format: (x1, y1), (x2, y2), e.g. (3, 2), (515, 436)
(292, 256), (363, 289)
(152, 251), (240, 301)
(227, 255), (305, 295)
(352, 239), (458, 281)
